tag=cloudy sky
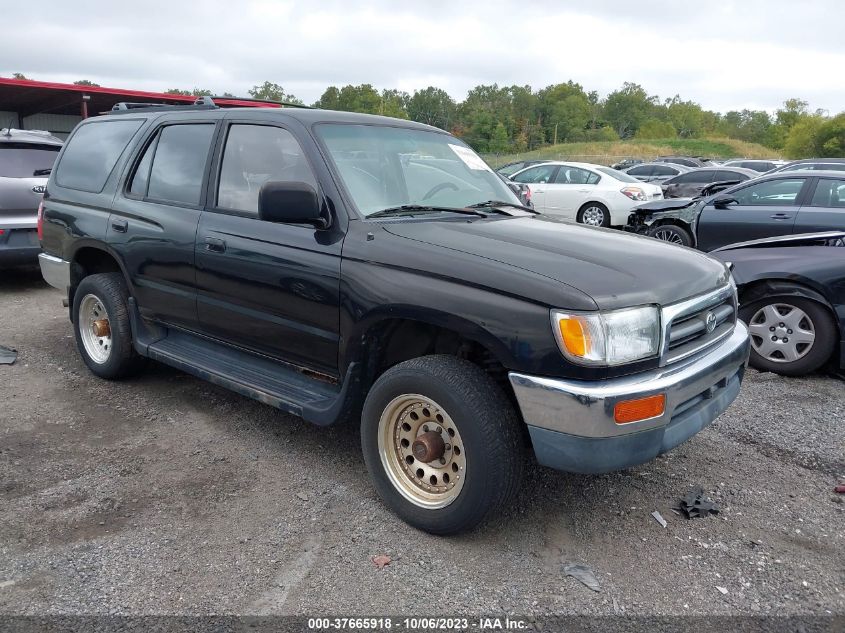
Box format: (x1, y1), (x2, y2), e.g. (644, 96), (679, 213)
(2, 0), (843, 113)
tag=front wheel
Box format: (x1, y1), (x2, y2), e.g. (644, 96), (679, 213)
(577, 203), (611, 227)
(361, 355), (524, 535)
(647, 223), (693, 246)
(740, 296), (836, 376)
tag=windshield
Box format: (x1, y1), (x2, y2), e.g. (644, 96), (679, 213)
(0, 143), (60, 178)
(315, 124), (520, 217)
(596, 166), (640, 183)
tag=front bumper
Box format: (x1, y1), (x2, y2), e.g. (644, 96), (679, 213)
(509, 322), (750, 474)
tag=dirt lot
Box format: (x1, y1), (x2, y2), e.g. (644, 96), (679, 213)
(0, 268), (843, 617)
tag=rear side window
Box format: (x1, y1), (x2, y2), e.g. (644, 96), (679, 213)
(653, 165), (679, 176)
(554, 166), (600, 185)
(130, 124), (215, 206)
(56, 119), (142, 192)
(0, 143), (60, 178)
(627, 165), (652, 177)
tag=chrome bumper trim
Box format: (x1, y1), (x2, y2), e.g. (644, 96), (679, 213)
(38, 253), (71, 291)
(509, 321), (750, 439)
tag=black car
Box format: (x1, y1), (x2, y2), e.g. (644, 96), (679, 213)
(711, 232), (845, 376)
(610, 158), (643, 171)
(661, 166), (758, 199)
(655, 156), (710, 168)
(769, 158), (845, 174)
(37, 102), (749, 534)
(624, 161), (692, 184)
(720, 159), (785, 173)
(627, 170), (845, 250)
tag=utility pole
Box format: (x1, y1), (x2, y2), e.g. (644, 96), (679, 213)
(553, 123), (558, 146)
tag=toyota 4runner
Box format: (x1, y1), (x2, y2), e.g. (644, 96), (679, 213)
(38, 102), (750, 534)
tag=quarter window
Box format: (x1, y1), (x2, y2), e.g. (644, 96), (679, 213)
(732, 178), (805, 206)
(810, 178), (845, 208)
(56, 119), (142, 192)
(217, 124), (317, 214)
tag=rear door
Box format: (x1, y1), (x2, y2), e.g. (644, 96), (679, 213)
(109, 119), (218, 330)
(510, 164), (558, 213)
(543, 166), (599, 218)
(795, 176), (845, 232)
(696, 177), (810, 251)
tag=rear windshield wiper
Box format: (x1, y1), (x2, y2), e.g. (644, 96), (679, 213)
(33, 168), (51, 176)
(368, 204), (487, 218)
(465, 200), (539, 214)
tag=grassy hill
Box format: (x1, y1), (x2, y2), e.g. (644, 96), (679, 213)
(483, 137), (779, 168)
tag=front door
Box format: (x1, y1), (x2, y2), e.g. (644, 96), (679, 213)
(194, 121), (343, 376)
(696, 177), (810, 251)
(510, 164), (558, 214)
(108, 121), (218, 330)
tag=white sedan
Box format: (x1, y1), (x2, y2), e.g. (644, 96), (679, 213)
(509, 161), (663, 227)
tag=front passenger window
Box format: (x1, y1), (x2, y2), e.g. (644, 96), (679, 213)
(217, 125), (318, 215)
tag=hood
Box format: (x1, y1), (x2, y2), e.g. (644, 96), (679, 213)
(632, 198), (696, 214)
(383, 216), (730, 310)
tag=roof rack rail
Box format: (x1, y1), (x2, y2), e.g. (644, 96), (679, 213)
(108, 96), (219, 114)
(211, 95), (312, 109)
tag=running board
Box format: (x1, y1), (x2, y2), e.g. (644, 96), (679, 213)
(128, 299), (358, 426)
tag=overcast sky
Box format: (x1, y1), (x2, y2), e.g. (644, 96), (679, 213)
(2, 0), (843, 114)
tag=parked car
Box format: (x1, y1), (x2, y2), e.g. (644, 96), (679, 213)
(661, 166), (758, 199)
(496, 159), (549, 178)
(509, 161), (662, 226)
(610, 158), (643, 171)
(711, 232), (845, 376)
(626, 171), (845, 250)
(38, 103), (750, 535)
(720, 159), (786, 173)
(0, 128), (63, 266)
(623, 162), (692, 184)
(769, 158), (845, 174)
(496, 172), (532, 207)
(655, 156), (710, 168)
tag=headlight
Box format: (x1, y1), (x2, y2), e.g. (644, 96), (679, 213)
(551, 305), (661, 366)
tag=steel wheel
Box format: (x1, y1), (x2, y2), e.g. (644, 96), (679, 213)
(581, 205), (606, 226)
(377, 394), (466, 509)
(747, 303), (815, 363)
(652, 228), (684, 244)
(78, 293), (112, 364)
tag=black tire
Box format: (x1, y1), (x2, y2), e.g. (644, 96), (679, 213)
(739, 296), (837, 376)
(72, 272), (144, 379)
(647, 223), (693, 247)
(361, 355), (525, 535)
(576, 202), (611, 228)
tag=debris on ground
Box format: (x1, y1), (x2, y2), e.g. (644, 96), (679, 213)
(295, 492), (309, 501)
(716, 586), (728, 595)
(0, 344), (16, 365)
(651, 510), (667, 528)
(834, 485), (845, 494)
(676, 486), (720, 519)
(563, 563), (601, 592)
(371, 554), (391, 570)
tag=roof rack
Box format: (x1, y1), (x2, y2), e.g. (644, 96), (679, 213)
(211, 95), (312, 109)
(107, 96), (219, 114)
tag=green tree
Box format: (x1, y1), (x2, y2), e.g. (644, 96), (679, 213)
(73, 79), (100, 87)
(407, 86), (457, 130)
(635, 119), (677, 139)
(379, 89), (409, 119)
(666, 97), (703, 138)
(248, 81), (303, 105)
(783, 115), (826, 158)
(488, 122), (510, 154)
(536, 81), (590, 143)
(12, 72), (28, 80)
(165, 88), (212, 96)
(314, 84), (381, 114)
(603, 82), (656, 138)
(816, 113), (845, 157)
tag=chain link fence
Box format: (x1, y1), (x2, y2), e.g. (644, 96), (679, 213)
(481, 153), (663, 168)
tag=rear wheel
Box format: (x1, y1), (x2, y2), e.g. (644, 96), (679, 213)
(740, 296), (836, 376)
(647, 223), (693, 246)
(73, 273), (144, 379)
(361, 355), (524, 535)
(577, 203), (610, 227)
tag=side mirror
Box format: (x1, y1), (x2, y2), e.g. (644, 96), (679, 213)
(258, 181), (328, 228)
(712, 195), (738, 209)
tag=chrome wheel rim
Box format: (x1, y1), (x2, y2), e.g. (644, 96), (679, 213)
(377, 394), (466, 509)
(581, 206), (605, 226)
(652, 228), (684, 244)
(79, 294), (112, 364)
(748, 303), (815, 363)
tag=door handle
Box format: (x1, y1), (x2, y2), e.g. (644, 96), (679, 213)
(533, 189), (545, 194)
(770, 213), (792, 220)
(204, 237), (226, 253)
(111, 219), (128, 233)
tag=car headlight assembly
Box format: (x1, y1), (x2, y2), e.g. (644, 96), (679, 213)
(551, 306), (661, 366)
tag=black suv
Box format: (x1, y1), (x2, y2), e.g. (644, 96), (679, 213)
(38, 103), (750, 534)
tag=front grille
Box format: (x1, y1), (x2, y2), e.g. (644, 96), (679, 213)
(660, 285), (737, 366)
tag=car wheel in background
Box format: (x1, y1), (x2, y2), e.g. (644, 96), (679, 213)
(647, 224), (693, 247)
(361, 355), (524, 535)
(73, 273), (145, 379)
(739, 296), (836, 376)
(577, 203), (610, 227)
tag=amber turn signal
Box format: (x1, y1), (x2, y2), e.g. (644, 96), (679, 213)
(614, 394), (666, 424)
(558, 317), (590, 357)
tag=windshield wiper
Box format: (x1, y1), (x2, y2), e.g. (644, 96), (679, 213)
(368, 204), (487, 218)
(465, 200), (539, 214)
(33, 168), (51, 176)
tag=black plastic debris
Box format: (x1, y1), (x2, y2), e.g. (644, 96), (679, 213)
(0, 345), (16, 365)
(676, 486), (720, 519)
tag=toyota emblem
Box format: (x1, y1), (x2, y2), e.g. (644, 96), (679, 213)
(705, 311), (717, 333)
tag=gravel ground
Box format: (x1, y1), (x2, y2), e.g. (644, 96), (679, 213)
(0, 268), (843, 617)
